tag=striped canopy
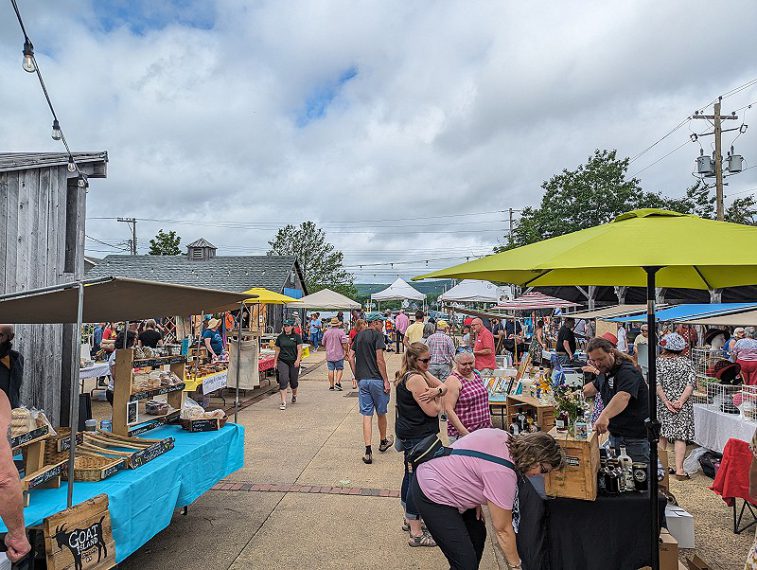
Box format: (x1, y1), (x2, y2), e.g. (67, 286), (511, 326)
(494, 291), (579, 311)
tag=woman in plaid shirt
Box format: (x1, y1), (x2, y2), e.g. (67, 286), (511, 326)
(444, 352), (492, 443)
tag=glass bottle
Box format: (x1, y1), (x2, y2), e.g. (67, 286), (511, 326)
(556, 409), (569, 432)
(618, 446), (635, 492)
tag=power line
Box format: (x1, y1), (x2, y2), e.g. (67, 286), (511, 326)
(628, 118), (691, 165)
(85, 234), (129, 251)
(630, 139), (692, 177)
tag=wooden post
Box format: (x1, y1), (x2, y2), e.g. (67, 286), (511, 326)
(112, 349), (135, 437)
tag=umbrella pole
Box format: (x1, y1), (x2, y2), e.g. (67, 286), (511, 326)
(66, 282), (84, 508)
(644, 266), (662, 570)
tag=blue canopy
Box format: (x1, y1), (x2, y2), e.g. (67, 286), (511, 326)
(609, 303), (757, 323)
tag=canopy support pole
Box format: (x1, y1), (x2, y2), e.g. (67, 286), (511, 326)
(644, 266), (662, 570)
(66, 282), (84, 508)
(234, 303), (245, 424)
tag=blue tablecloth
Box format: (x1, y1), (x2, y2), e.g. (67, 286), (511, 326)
(2, 423), (244, 563)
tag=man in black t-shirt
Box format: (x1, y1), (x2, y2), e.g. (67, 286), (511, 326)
(583, 337), (650, 462)
(556, 318), (577, 365)
(348, 314), (393, 464)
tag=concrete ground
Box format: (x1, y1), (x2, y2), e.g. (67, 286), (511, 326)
(120, 350), (504, 570)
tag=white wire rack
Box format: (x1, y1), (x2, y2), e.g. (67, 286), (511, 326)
(738, 385), (757, 422)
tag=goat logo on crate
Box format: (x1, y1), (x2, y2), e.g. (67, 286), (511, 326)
(44, 494), (116, 570)
(52, 517), (108, 570)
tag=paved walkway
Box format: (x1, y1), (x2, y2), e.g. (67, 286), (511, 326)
(121, 350), (503, 569)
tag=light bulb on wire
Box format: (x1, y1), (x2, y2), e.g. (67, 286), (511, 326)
(67, 156), (77, 173)
(51, 119), (62, 140)
(22, 39), (35, 73)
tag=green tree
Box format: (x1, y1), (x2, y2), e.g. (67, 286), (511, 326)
(726, 195), (757, 225)
(148, 229), (182, 255)
(267, 221), (356, 297)
(498, 151), (723, 251)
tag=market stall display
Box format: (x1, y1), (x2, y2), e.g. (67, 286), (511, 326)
(693, 403), (757, 453)
(11, 409), (66, 504)
(545, 428), (600, 501)
(111, 351), (186, 437)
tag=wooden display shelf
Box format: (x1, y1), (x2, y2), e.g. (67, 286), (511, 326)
(11, 425), (50, 451)
(112, 348), (186, 437)
(130, 383), (186, 402)
(128, 411), (181, 437)
(22, 459), (67, 492)
(11, 425), (62, 505)
(504, 394), (556, 433)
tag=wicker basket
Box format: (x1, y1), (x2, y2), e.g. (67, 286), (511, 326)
(61, 453), (124, 482)
(44, 428), (83, 465)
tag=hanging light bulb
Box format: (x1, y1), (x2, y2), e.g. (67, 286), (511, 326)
(51, 119), (62, 140)
(22, 39), (35, 73)
(67, 156), (77, 173)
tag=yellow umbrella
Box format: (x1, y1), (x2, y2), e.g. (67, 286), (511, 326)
(242, 287), (297, 305)
(415, 208), (757, 570)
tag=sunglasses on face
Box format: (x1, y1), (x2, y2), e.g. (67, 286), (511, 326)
(418, 357), (431, 363)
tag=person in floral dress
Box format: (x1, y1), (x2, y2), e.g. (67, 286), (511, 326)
(745, 428), (757, 569)
(656, 333), (696, 480)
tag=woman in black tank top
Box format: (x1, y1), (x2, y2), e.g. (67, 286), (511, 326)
(394, 342), (449, 546)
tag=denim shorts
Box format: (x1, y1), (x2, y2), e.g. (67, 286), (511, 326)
(327, 359), (344, 371)
(358, 379), (390, 416)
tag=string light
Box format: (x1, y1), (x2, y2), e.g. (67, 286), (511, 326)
(67, 156), (76, 173)
(22, 38), (35, 72)
(51, 119), (62, 140)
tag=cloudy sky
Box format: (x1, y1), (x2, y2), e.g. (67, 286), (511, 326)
(2, 0), (757, 283)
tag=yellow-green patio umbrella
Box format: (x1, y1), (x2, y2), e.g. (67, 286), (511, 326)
(242, 287), (297, 304)
(415, 209), (757, 570)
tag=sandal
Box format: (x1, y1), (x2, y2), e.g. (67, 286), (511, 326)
(408, 532), (436, 547)
(402, 520), (428, 532)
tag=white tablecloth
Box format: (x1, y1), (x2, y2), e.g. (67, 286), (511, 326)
(693, 403), (757, 453)
(79, 361), (110, 380)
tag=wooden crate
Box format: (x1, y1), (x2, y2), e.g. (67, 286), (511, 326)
(504, 394), (555, 433)
(545, 427), (599, 501)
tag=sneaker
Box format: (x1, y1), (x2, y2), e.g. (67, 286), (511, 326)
(362, 452), (373, 464)
(329, 386), (335, 391)
(335, 383), (343, 391)
(408, 532), (436, 547)
(291, 395), (297, 404)
(279, 402), (286, 411)
(379, 436), (394, 453)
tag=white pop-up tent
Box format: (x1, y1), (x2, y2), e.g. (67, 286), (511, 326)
(371, 278), (425, 302)
(287, 288), (361, 310)
(438, 279), (503, 303)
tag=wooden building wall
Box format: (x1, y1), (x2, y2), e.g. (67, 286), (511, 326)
(0, 165), (86, 424)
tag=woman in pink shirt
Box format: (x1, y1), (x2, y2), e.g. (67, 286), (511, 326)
(412, 429), (563, 570)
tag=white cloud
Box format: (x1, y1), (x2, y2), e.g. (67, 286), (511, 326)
(2, 0), (757, 281)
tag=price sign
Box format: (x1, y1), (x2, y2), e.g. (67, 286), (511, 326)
(202, 371), (228, 394)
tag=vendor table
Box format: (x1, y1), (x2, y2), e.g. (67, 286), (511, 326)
(79, 362), (110, 380)
(2, 423), (244, 564)
(694, 403), (757, 453)
(546, 491), (667, 570)
(258, 354), (276, 373)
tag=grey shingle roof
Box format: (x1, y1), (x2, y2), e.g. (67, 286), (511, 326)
(0, 152), (108, 173)
(186, 238), (217, 249)
(86, 255), (302, 293)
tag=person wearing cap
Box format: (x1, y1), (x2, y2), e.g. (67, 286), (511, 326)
(632, 324), (650, 380)
(202, 318), (225, 360)
(734, 327), (757, 385)
(348, 314), (393, 464)
(425, 320), (455, 380)
(322, 317), (350, 391)
(583, 336), (650, 462)
(274, 320), (304, 410)
(656, 332), (696, 479)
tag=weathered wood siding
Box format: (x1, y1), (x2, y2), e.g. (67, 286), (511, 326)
(0, 166), (84, 424)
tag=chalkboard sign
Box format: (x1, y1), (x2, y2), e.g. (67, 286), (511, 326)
(11, 425), (50, 450)
(130, 383), (186, 402)
(127, 438), (175, 469)
(27, 462), (65, 490)
(182, 419), (221, 432)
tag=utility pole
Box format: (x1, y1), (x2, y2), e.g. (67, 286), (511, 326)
(692, 97), (740, 221)
(117, 217), (137, 255)
(507, 208), (521, 247)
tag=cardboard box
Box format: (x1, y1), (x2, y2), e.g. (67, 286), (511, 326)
(658, 445), (670, 491)
(666, 505), (695, 549)
(686, 554), (710, 569)
(659, 528), (679, 570)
